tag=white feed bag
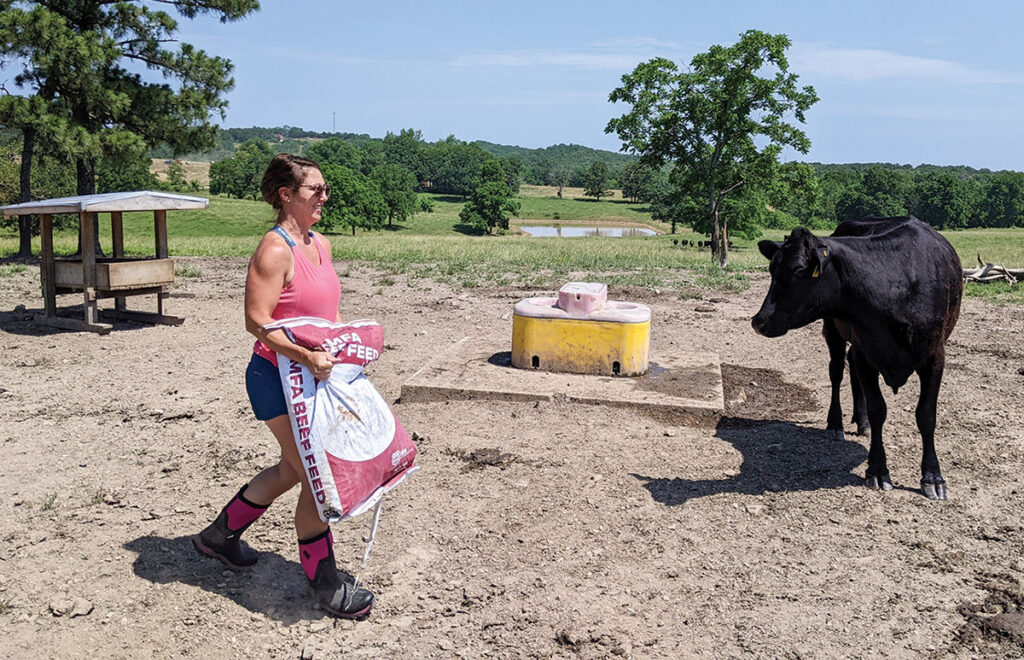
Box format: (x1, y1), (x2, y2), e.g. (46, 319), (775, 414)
(265, 317), (418, 522)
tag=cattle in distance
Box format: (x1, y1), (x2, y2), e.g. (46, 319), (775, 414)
(751, 216), (963, 500)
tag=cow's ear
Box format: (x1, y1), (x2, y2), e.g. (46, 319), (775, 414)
(758, 240), (780, 261)
(811, 245), (832, 278)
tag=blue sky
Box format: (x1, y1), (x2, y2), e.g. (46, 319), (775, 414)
(48, 1), (1024, 169)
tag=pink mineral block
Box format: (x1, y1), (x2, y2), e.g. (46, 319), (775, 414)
(557, 282), (607, 316)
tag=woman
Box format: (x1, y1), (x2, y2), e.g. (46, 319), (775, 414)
(193, 154), (374, 621)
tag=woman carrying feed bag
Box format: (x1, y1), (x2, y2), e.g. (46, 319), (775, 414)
(193, 154), (390, 620)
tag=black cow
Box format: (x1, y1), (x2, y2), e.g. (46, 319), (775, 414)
(751, 217), (962, 500)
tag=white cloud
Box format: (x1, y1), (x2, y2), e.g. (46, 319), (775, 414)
(791, 44), (1018, 84)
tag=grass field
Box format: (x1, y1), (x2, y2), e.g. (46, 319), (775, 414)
(1, 189), (1021, 303)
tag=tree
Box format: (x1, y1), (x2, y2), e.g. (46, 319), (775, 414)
(582, 160), (611, 200)
(0, 0), (257, 254)
(837, 165), (912, 221)
(811, 169), (862, 227)
(320, 164), (387, 235)
(0, 132), (76, 237)
(912, 171), (975, 229)
(370, 163), (418, 228)
(980, 171), (1024, 228)
(423, 137), (489, 197)
(165, 161), (189, 191)
(547, 166), (570, 198)
(459, 160), (520, 234)
(382, 129), (426, 183)
(208, 138), (274, 199)
(620, 160), (662, 203)
(96, 149), (158, 193)
(503, 157), (523, 194)
(766, 161), (822, 228)
(606, 30), (818, 266)
(306, 138), (362, 171)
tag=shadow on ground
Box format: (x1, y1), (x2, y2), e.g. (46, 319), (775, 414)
(124, 535), (346, 625)
(453, 223), (486, 236)
(0, 305), (153, 336)
(634, 418), (869, 506)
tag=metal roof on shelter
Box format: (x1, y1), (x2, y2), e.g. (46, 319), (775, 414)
(1, 190), (209, 217)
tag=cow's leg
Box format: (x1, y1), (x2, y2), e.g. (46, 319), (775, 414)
(823, 320), (846, 441)
(916, 355), (947, 501)
(851, 349), (892, 491)
(847, 346), (871, 436)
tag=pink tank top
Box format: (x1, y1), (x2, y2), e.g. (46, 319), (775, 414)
(253, 226), (341, 365)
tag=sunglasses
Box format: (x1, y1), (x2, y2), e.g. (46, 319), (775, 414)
(298, 183), (332, 199)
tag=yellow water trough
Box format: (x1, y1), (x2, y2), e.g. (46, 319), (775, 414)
(511, 282), (651, 376)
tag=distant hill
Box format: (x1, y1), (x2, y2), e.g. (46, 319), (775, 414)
(148, 126), (636, 179)
(144, 126), (1009, 183)
(473, 140), (636, 169)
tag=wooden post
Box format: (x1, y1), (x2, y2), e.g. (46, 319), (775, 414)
(154, 209), (168, 316)
(80, 210), (99, 326)
(111, 211), (126, 312)
(111, 211), (124, 258)
(154, 209), (168, 258)
(39, 213), (56, 317)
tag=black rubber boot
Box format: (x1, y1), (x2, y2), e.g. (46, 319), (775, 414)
(300, 530), (374, 620)
(193, 485), (268, 570)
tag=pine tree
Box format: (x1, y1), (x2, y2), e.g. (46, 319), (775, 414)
(0, 0), (259, 254)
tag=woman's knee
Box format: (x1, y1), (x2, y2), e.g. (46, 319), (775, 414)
(278, 457), (301, 486)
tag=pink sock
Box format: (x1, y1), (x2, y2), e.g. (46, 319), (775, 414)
(224, 486), (268, 531)
(298, 529), (333, 580)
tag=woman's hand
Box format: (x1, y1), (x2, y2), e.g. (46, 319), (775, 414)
(306, 350), (335, 382)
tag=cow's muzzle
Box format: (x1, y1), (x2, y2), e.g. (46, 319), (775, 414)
(751, 313), (787, 338)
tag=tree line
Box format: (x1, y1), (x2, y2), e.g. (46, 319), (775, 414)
(208, 131), (527, 235)
(617, 159), (1024, 233)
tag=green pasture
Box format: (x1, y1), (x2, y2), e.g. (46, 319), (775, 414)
(0, 192), (1020, 303)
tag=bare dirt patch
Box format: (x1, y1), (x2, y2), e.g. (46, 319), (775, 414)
(0, 259), (1022, 658)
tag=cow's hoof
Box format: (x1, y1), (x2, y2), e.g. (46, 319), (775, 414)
(856, 425), (871, 436)
(921, 480), (947, 501)
(825, 428), (845, 442)
(865, 474), (893, 491)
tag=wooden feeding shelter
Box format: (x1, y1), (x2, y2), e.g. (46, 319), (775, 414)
(1, 190), (209, 334)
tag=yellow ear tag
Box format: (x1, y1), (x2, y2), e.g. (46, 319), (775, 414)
(812, 266), (820, 278)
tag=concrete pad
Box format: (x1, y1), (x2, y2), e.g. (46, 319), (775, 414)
(401, 337), (724, 426)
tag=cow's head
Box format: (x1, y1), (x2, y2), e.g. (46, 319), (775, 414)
(751, 227), (834, 337)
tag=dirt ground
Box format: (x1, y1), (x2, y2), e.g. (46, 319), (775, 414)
(1, 257), (1022, 659)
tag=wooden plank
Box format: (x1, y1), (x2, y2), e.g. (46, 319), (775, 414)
(154, 209), (168, 259)
(39, 214), (56, 317)
(34, 314), (112, 335)
(100, 308), (184, 326)
(55, 259), (173, 290)
(93, 286), (166, 300)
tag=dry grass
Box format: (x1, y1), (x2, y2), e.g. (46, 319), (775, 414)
(149, 159), (211, 188)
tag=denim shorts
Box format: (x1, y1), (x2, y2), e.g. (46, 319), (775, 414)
(245, 353), (288, 421)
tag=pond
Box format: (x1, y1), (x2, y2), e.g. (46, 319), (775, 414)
(518, 225), (657, 237)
